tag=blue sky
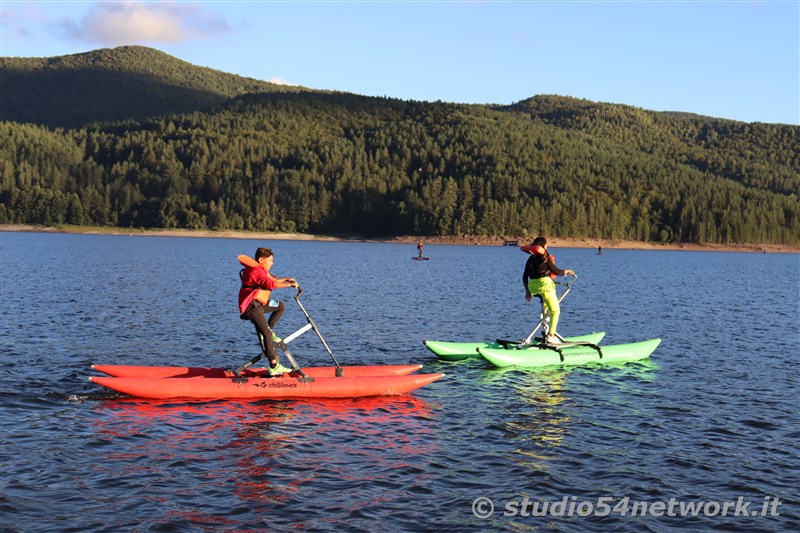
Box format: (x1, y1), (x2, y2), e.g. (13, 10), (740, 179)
(2, 1), (798, 124)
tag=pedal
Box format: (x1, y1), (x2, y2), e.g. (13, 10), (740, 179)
(230, 370), (249, 384)
(496, 339), (523, 349)
(284, 368), (314, 383)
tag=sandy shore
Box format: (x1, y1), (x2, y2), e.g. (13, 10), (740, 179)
(1, 224), (797, 254)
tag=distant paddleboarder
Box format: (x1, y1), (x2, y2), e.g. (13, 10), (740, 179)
(417, 241), (424, 259)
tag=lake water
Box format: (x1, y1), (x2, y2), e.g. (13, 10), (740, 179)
(1, 231), (798, 532)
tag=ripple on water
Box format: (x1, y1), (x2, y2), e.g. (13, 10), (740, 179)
(1, 236), (799, 531)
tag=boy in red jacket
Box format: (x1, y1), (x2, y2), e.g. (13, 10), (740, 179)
(238, 247), (299, 375)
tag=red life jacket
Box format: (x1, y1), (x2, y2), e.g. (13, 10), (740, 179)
(520, 245), (557, 280)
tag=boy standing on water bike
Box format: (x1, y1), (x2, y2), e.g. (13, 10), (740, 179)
(238, 248), (299, 376)
(521, 236), (575, 345)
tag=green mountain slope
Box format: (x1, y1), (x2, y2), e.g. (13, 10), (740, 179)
(0, 46), (310, 128)
(1, 49), (798, 245)
(504, 95), (799, 196)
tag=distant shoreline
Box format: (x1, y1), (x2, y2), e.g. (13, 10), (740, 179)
(1, 224), (798, 254)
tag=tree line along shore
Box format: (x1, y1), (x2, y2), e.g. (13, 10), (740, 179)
(2, 224), (796, 254)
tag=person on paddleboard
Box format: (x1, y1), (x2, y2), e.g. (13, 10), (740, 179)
(417, 241), (424, 259)
(521, 236), (575, 345)
(238, 248), (299, 376)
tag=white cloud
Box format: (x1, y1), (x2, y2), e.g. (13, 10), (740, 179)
(2, 5), (47, 40)
(268, 77), (297, 86)
(56, 1), (229, 46)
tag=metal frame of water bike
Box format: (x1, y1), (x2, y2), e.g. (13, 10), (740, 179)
(517, 273), (578, 348)
(233, 286), (343, 381)
(289, 287), (343, 376)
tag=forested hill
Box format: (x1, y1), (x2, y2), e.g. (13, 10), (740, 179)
(0, 46), (310, 128)
(504, 96), (799, 197)
(1, 49), (798, 245)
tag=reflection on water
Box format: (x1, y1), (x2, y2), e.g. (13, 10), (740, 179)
(89, 396), (437, 528)
(511, 371), (571, 469)
(477, 360), (661, 472)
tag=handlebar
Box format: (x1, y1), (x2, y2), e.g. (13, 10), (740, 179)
(556, 273), (578, 286)
(290, 285), (343, 374)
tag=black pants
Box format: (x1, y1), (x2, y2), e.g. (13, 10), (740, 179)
(241, 300), (285, 366)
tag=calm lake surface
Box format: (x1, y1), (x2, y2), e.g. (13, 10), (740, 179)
(1, 231), (798, 532)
